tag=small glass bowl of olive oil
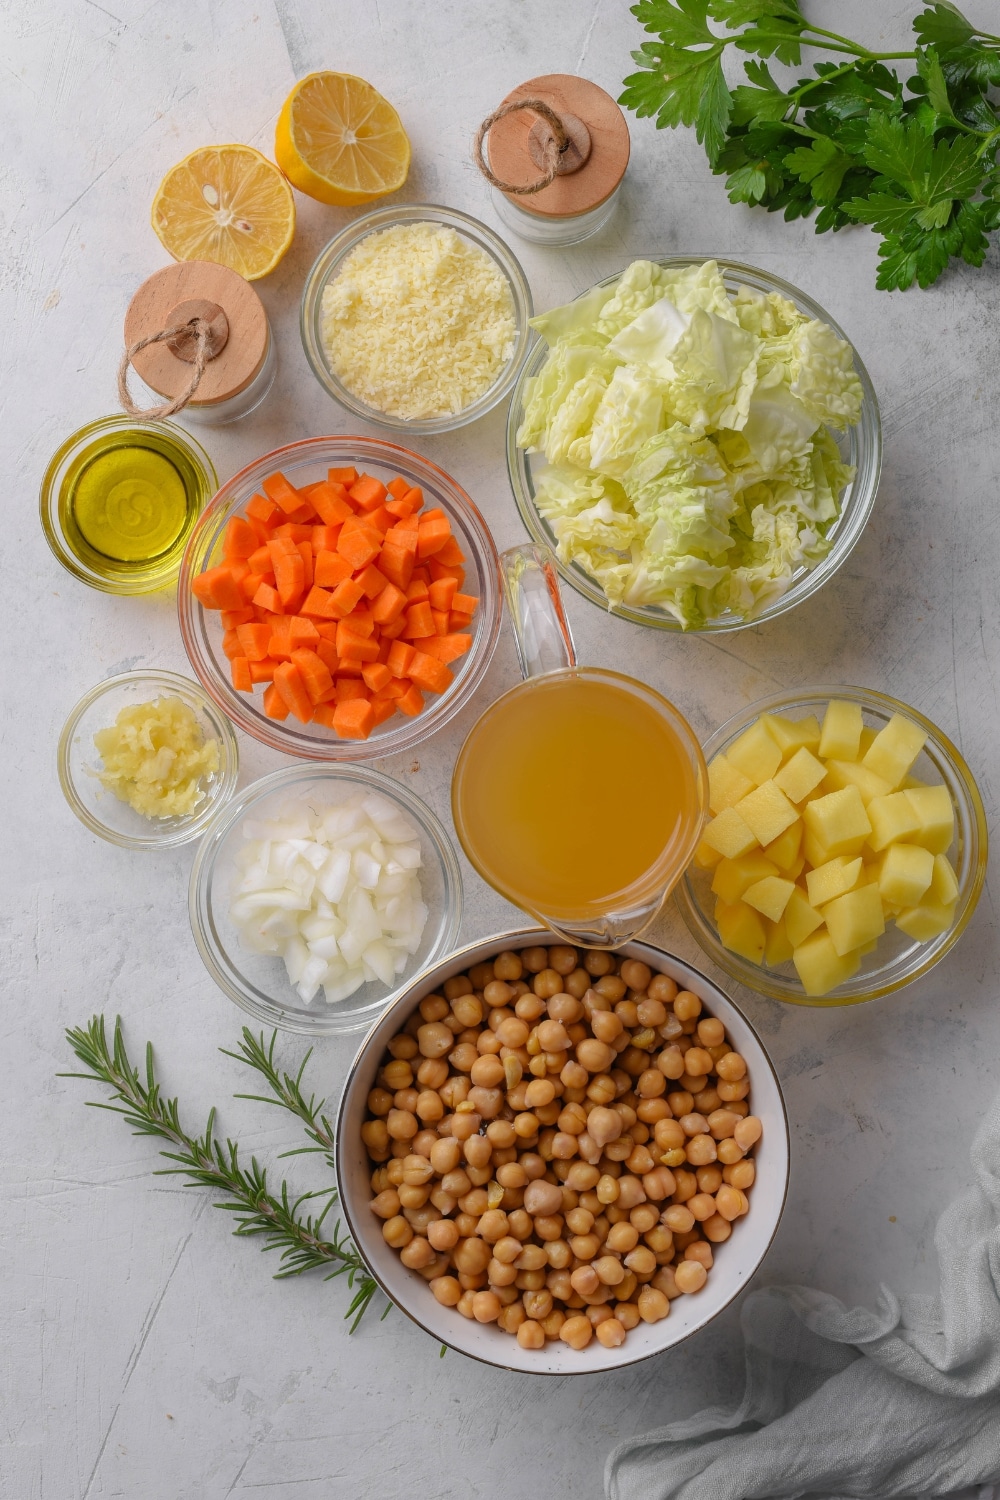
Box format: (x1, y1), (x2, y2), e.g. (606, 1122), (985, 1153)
(40, 415), (217, 594)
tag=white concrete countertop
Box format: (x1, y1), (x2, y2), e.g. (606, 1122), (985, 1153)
(4, 1), (998, 1495)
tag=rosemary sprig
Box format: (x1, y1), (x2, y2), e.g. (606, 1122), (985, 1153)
(62, 1015), (382, 1330)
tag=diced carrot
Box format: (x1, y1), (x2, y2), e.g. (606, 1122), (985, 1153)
(431, 609), (449, 636)
(239, 572), (264, 603)
(428, 558), (465, 586)
(396, 683), (425, 717)
(193, 565), (236, 611)
(349, 474), (388, 511)
(407, 651), (454, 695)
(371, 697), (398, 726)
(248, 545), (276, 578)
(274, 661), (313, 723)
(249, 658), (278, 683)
(337, 658), (363, 677)
(231, 657), (253, 692)
(365, 505), (394, 535)
(336, 627), (380, 663)
(355, 564), (389, 599)
(394, 513), (421, 532)
(288, 617), (320, 650)
(315, 638), (339, 674)
(224, 516), (258, 559)
(387, 523), (419, 555)
(402, 601), (435, 639)
(222, 628), (243, 661)
(387, 641), (415, 678)
(428, 576), (459, 613)
(328, 466), (358, 489)
(315, 621), (339, 642)
(246, 515), (272, 548)
(362, 661), (392, 693)
(253, 581), (283, 614)
(336, 679), (371, 702)
(333, 699), (375, 740)
(268, 619), (294, 659)
(263, 682), (290, 720)
(387, 477), (410, 501)
(377, 636), (393, 664)
(273, 522), (314, 543)
(406, 577), (430, 604)
(297, 540), (314, 590)
(312, 702), (338, 729)
(415, 632), (472, 664)
(263, 471), (306, 516)
(330, 578), (365, 617)
(291, 648), (335, 705)
(301, 584), (339, 619)
(221, 605), (255, 628)
(435, 536), (465, 566)
(381, 678), (407, 699)
(315, 551), (353, 589)
(246, 493), (281, 527)
(372, 582), (408, 624)
(309, 480), (354, 526)
(237, 623), (273, 661)
(311, 525), (341, 554)
(452, 593), (479, 616)
(378, 545), (414, 592)
(337, 525), (381, 571)
(343, 604), (374, 637)
(416, 513), (451, 559)
(273, 550), (305, 609)
(379, 615), (408, 640)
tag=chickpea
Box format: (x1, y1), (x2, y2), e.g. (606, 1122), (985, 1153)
(702, 1214), (733, 1244)
(443, 974), (473, 1001)
(596, 1173), (620, 1205)
(525, 1078), (557, 1109)
(564, 1207), (595, 1236)
(628, 1203), (660, 1234)
(467, 1054), (503, 1089)
(636, 998), (667, 1029)
(641, 1167), (676, 1201)
(615, 1302), (641, 1331)
(464, 1135), (493, 1171)
(382, 1215), (414, 1249)
(717, 1137), (745, 1165)
(430, 1275), (463, 1307)
(452, 1237), (491, 1276)
(520, 1154), (547, 1182)
(367, 1087), (393, 1117)
(370, 1189), (401, 1219)
(586, 1075), (617, 1107)
(361, 1119), (390, 1155)
(724, 1160), (756, 1191)
(581, 950), (612, 976)
(563, 968), (591, 999)
(643, 1225), (674, 1256)
(507, 1209), (534, 1241)
(400, 1236), (435, 1269)
(455, 1290), (477, 1319)
(672, 990), (702, 1022)
(686, 1193), (716, 1223)
(586, 1106), (623, 1149)
(657, 1048), (685, 1081)
(415, 1021), (453, 1060)
(617, 960), (650, 993)
(686, 1134), (718, 1167)
(636, 1069), (666, 1099)
(615, 1175), (646, 1212)
(548, 993), (583, 1025)
(449, 1043), (480, 1074)
(386, 1109), (418, 1142)
(533, 1214), (564, 1242)
(682, 1047), (712, 1079)
(576, 1038), (615, 1074)
(734, 1116), (762, 1150)
(717, 1051), (747, 1082)
(637, 1287), (670, 1323)
(694, 1087), (723, 1116)
(674, 1259), (708, 1294)
(516, 1269), (547, 1292)
(663, 1204), (695, 1235)
(595, 974), (627, 1004)
(696, 1166), (723, 1196)
(718, 1078), (751, 1102)
(569, 1265), (601, 1298)
(667, 1091), (694, 1117)
(647, 973), (677, 1004)
(490, 950), (521, 982)
(716, 1185), (750, 1221)
(565, 1162), (600, 1192)
(532, 968), (563, 1000)
(604, 1221), (638, 1254)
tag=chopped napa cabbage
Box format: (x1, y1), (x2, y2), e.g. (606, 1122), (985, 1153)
(517, 257), (862, 628)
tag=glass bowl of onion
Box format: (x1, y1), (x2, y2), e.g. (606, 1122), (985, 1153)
(188, 763), (463, 1035)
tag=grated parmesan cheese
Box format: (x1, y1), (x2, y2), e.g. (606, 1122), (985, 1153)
(319, 222), (517, 421)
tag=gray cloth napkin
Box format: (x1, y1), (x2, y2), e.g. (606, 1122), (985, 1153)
(606, 1088), (1000, 1500)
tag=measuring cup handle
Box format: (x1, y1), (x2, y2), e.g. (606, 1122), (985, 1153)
(500, 543), (576, 680)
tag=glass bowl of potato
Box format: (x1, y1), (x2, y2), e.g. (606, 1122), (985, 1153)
(676, 686), (988, 1006)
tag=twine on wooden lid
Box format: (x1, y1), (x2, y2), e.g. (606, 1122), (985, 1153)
(117, 316), (218, 419)
(474, 99), (571, 195)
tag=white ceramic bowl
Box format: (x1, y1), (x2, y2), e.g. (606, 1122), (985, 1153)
(336, 928), (789, 1373)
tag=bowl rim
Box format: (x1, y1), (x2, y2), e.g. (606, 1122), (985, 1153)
(57, 668), (240, 850)
(335, 925), (790, 1374)
(188, 761), (464, 1036)
(39, 414), (217, 595)
(505, 254), (883, 634)
(676, 684), (989, 1005)
(177, 433), (503, 762)
(300, 201), (534, 435)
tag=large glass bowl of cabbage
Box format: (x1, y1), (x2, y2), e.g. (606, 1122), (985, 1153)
(506, 258), (880, 633)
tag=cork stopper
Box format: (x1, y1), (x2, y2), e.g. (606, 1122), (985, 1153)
(486, 75), (629, 219)
(124, 262), (269, 406)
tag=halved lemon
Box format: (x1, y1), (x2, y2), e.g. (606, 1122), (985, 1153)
(151, 145), (296, 281)
(275, 72), (410, 207)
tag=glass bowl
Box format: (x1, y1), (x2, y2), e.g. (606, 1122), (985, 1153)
(177, 435), (502, 760)
(335, 928), (789, 1373)
(300, 203), (534, 435)
(506, 257), (881, 634)
(58, 670), (239, 850)
(40, 415), (217, 594)
(189, 763), (464, 1035)
(676, 686), (988, 1006)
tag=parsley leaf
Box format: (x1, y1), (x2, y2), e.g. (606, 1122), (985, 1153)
(784, 138), (853, 203)
(631, 0), (716, 48)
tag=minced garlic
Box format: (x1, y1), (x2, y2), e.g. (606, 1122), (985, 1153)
(93, 697), (219, 819)
(319, 221), (516, 420)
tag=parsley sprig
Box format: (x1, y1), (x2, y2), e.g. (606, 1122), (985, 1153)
(620, 2), (1000, 289)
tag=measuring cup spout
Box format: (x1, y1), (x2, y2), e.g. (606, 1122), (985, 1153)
(500, 544), (576, 680)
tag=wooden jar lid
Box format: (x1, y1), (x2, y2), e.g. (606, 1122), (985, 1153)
(486, 75), (629, 219)
(124, 262), (269, 406)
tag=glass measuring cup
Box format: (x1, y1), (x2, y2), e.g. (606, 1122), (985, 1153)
(451, 544), (708, 946)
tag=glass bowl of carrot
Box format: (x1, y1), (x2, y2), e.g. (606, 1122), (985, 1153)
(177, 436), (502, 760)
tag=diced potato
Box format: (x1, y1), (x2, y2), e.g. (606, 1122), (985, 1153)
(858, 726), (878, 758)
(878, 843), (933, 908)
(861, 714), (927, 789)
(716, 899), (767, 963)
(702, 807), (759, 859)
(904, 785), (955, 855)
(786, 854), (806, 880)
(822, 759), (892, 807)
(763, 819), (802, 871)
(726, 720), (782, 786)
(895, 899), (957, 941)
(733, 780), (799, 847)
(693, 838), (723, 869)
(743, 875), (795, 921)
(822, 883), (885, 957)
(866, 791), (922, 852)
(760, 712), (821, 758)
(708, 753), (755, 815)
(931, 853), (959, 905)
(803, 831), (831, 870)
(805, 855), (862, 908)
(802, 785), (872, 857)
(711, 853), (779, 907)
(784, 887), (825, 947)
(792, 930), (862, 996)
(764, 916), (794, 967)
(901, 773), (927, 791)
(774, 747), (827, 804)
(818, 699), (863, 761)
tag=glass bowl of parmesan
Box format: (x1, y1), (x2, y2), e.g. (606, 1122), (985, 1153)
(58, 669), (239, 850)
(300, 203), (533, 434)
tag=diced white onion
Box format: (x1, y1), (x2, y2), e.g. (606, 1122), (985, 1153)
(229, 791), (427, 1005)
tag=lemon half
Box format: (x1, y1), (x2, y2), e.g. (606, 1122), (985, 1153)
(275, 72), (410, 207)
(151, 144), (296, 281)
